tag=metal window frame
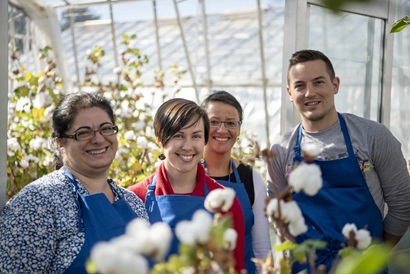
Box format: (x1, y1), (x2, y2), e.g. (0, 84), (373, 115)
(281, 0), (395, 134)
(1, 0), (8, 212)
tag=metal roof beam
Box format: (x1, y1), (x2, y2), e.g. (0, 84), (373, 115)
(52, 0), (151, 9)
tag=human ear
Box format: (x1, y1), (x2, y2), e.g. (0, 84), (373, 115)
(333, 77), (340, 95)
(55, 137), (64, 148)
(156, 137), (163, 148)
(287, 86), (293, 102)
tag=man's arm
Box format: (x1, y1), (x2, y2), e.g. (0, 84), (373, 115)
(384, 231), (403, 246)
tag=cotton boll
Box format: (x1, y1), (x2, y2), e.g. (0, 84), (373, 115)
(132, 233), (154, 255)
(210, 261), (224, 274)
(281, 201), (303, 224)
(205, 189), (225, 212)
(124, 130), (136, 140)
(115, 252), (149, 274)
(110, 235), (139, 253)
(193, 226), (211, 245)
(301, 143), (323, 159)
(223, 228), (238, 251)
(149, 222), (173, 260)
(288, 164), (307, 192)
(220, 188), (235, 212)
(288, 163), (322, 196)
(113, 66), (122, 75)
(90, 242), (123, 274)
(205, 188), (236, 212)
(43, 155), (54, 166)
(176, 221), (197, 247)
(20, 159), (29, 169)
(29, 137), (46, 150)
(266, 198), (284, 219)
(355, 229), (372, 249)
(126, 218), (150, 237)
(303, 164), (322, 196)
(342, 223), (358, 239)
(192, 210), (213, 227)
(176, 210), (213, 247)
(288, 218), (308, 237)
(137, 136), (148, 149)
(191, 210), (213, 244)
(7, 138), (20, 152)
(125, 219), (153, 254)
(25, 154), (40, 164)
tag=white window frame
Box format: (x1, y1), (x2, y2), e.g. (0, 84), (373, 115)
(280, 0), (396, 134)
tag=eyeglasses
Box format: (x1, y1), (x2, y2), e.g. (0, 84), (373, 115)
(209, 120), (241, 129)
(62, 125), (119, 141)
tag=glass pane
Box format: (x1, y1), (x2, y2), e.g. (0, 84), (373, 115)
(307, 5), (384, 122)
(390, 0), (410, 161)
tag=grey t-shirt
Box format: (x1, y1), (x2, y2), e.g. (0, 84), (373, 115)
(267, 113), (410, 236)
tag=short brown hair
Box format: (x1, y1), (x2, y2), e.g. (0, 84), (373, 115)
(288, 49), (336, 84)
(154, 98), (210, 146)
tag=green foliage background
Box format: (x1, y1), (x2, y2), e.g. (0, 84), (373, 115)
(7, 34), (262, 200)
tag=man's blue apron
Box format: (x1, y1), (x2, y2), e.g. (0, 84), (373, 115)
(63, 167), (139, 274)
(202, 159), (256, 274)
(291, 113), (383, 273)
(145, 175), (209, 257)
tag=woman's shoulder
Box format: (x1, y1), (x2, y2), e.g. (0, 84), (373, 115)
(9, 170), (72, 203)
(115, 185), (149, 220)
(1, 170), (77, 228)
(237, 161), (253, 174)
(128, 175), (154, 191)
(204, 175), (225, 191)
(127, 174), (155, 201)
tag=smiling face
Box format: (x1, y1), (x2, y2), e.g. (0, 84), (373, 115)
(59, 107), (118, 177)
(161, 117), (206, 176)
(287, 59), (340, 131)
(204, 101), (240, 155)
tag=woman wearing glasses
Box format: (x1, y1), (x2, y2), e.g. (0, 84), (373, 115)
(0, 92), (148, 273)
(128, 98), (246, 273)
(200, 90), (272, 274)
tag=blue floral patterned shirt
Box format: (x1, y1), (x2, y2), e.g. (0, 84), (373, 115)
(0, 169), (148, 273)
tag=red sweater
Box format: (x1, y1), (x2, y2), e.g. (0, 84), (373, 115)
(128, 163), (245, 272)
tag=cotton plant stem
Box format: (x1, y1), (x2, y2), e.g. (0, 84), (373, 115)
(261, 149), (280, 199)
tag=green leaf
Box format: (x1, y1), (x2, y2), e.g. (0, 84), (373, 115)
(275, 240), (299, 252)
(129, 48), (140, 56)
(391, 16), (410, 33)
(319, 0), (371, 12)
(85, 258), (98, 274)
(291, 239), (327, 263)
(334, 244), (390, 274)
(338, 246), (359, 259)
(14, 85), (30, 98)
(279, 258), (292, 274)
(302, 239), (328, 249)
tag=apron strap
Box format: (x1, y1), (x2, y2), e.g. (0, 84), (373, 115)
(293, 113), (354, 162)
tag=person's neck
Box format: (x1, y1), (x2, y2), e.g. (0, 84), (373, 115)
(166, 164), (198, 194)
(65, 165), (110, 194)
(302, 111), (339, 133)
(203, 150), (232, 177)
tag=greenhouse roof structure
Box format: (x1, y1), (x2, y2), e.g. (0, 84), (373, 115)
(2, 0), (410, 211)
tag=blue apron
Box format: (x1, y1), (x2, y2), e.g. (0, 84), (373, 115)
(211, 159), (256, 274)
(145, 175), (210, 257)
(63, 168), (139, 274)
(292, 114), (383, 273)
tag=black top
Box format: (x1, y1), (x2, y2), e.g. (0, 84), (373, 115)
(211, 162), (255, 206)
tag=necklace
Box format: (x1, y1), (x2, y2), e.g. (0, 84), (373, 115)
(201, 159), (232, 182)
